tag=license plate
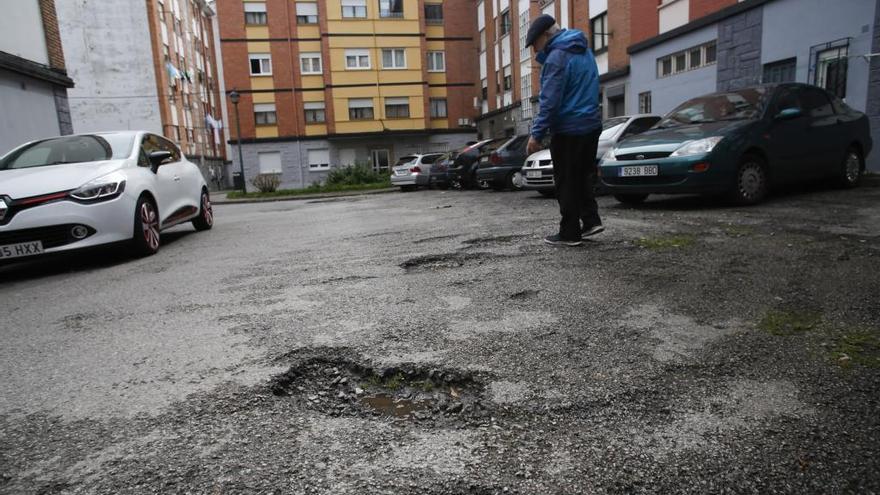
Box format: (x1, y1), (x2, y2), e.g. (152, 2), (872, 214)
(619, 165), (658, 177)
(0, 241), (44, 259)
(526, 170), (542, 178)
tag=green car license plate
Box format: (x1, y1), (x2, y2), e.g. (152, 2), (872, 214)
(619, 165), (658, 177)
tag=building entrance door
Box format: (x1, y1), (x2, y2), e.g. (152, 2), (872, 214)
(371, 149), (390, 173)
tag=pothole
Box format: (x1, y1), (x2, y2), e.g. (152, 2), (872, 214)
(270, 352), (489, 423)
(510, 289), (540, 300)
(400, 252), (499, 273)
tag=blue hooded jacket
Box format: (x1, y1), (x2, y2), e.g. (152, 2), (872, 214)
(530, 29), (601, 140)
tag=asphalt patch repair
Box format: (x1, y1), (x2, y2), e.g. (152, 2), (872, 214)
(269, 348), (490, 423)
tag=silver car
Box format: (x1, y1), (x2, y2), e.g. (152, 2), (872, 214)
(521, 114), (662, 196)
(390, 153), (445, 191)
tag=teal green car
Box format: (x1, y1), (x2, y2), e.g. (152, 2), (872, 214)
(599, 84), (872, 205)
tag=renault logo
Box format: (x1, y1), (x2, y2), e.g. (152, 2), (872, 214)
(0, 197), (8, 221)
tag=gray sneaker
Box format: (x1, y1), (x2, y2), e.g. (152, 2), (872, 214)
(582, 224), (605, 238)
(543, 234), (582, 247)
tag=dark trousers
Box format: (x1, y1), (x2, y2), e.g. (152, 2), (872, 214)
(550, 129), (602, 240)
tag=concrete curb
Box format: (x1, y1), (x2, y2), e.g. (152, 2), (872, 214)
(212, 187), (398, 205)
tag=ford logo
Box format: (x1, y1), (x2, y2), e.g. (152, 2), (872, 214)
(0, 197), (8, 221)
(636, 154), (646, 160)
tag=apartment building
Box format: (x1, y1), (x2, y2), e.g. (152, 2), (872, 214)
(56, 0), (227, 171)
(217, 0), (479, 190)
(626, 0), (880, 171)
(0, 0), (74, 155)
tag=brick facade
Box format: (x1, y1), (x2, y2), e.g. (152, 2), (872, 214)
(690, 0), (738, 21)
(38, 0), (66, 71)
(607, 0), (632, 72)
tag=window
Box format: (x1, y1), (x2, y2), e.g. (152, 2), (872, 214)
(521, 72), (532, 119)
(481, 79), (488, 100)
(308, 149), (330, 170)
(379, 0), (403, 18)
(349, 98), (374, 120)
(249, 54), (272, 75)
(499, 10), (511, 37)
(304, 102), (326, 123)
(300, 52), (322, 74)
(657, 40), (716, 78)
(424, 3), (443, 24)
(244, 2), (267, 25)
(814, 42), (848, 99)
(763, 58), (796, 84)
(384, 97), (410, 118)
(479, 29), (486, 52)
(503, 65), (512, 91)
(591, 13), (607, 52)
(296, 2), (318, 24)
(800, 87), (835, 118)
(381, 48), (406, 69)
(341, 0), (366, 18)
(624, 116), (661, 137)
(345, 49), (371, 69)
(639, 91), (652, 114)
(772, 86), (801, 114)
(427, 51), (445, 72)
(258, 151), (282, 174)
(254, 103), (277, 125)
(430, 98), (447, 118)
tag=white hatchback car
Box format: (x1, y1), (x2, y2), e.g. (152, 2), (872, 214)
(521, 114), (662, 196)
(0, 131), (212, 261)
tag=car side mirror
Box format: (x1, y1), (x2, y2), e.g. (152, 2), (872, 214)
(775, 108), (802, 120)
(148, 151), (172, 172)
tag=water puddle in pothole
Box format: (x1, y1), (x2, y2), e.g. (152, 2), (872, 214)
(360, 394), (435, 418)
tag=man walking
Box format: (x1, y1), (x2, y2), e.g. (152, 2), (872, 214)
(525, 15), (603, 247)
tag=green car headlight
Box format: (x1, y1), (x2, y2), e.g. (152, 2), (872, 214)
(670, 136), (724, 157)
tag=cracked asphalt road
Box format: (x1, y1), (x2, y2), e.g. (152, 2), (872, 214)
(1, 180), (879, 494)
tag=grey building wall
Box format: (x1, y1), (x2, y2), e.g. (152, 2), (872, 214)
(232, 132), (477, 191)
(762, 0), (878, 171)
(628, 25), (719, 116)
(476, 105), (531, 139)
(56, 0), (163, 134)
(0, 69), (63, 155)
(716, 6), (763, 91)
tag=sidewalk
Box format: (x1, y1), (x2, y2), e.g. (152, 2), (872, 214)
(211, 187), (398, 205)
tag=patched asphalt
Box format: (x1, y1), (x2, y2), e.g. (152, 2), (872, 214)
(1, 180), (879, 494)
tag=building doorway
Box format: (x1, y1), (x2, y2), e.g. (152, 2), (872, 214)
(370, 149), (390, 173)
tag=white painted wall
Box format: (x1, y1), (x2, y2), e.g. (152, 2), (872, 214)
(478, 1), (485, 30)
(588, 0), (607, 16)
(0, 0), (49, 65)
(559, 0), (569, 28)
(595, 52), (609, 74)
(659, 0), (690, 34)
(56, 0), (163, 134)
(518, 0), (529, 15)
(0, 69), (59, 155)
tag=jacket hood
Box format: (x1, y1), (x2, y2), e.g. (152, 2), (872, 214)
(546, 29), (588, 55)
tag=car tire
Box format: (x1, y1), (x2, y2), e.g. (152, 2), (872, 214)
(132, 195), (160, 256)
(837, 147), (863, 189)
(192, 189), (214, 231)
(614, 194), (649, 205)
(730, 154), (768, 205)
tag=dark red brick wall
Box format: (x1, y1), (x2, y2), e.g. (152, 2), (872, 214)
(38, 0), (65, 70)
(440, 0), (479, 126)
(607, 0), (631, 71)
(630, 0), (660, 45)
(690, 0), (737, 21)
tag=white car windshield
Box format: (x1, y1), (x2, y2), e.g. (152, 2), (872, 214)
(0, 134), (135, 170)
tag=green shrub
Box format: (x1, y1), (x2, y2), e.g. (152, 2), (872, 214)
(251, 173), (281, 193)
(326, 162), (387, 186)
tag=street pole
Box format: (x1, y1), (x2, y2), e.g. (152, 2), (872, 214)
(230, 90), (246, 194)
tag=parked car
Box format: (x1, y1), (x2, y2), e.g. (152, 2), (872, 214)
(449, 138), (507, 189)
(390, 153), (444, 191)
(475, 135), (530, 191)
(0, 131), (213, 262)
(599, 84), (872, 205)
(428, 151), (458, 189)
(521, 114), (662, 196)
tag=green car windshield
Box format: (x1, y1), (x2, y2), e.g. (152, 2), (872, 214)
(658, 87), (770, 128)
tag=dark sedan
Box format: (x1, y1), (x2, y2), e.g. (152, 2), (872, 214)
(449, 138), (508, 189)
(475, 135), (530, 191)
(428, 151), (457, 189)
(599, 83), (872, 205)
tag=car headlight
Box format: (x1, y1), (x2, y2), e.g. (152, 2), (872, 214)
(601, 148), (617, 163)
(670, 136), (724, 157)
(70, 173), (126, 202)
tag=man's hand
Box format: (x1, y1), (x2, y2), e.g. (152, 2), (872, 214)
(527, 136), (543, 155)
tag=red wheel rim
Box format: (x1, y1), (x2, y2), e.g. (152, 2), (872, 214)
(202, 193), (213, 226)
(140, 202), (160, 250)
